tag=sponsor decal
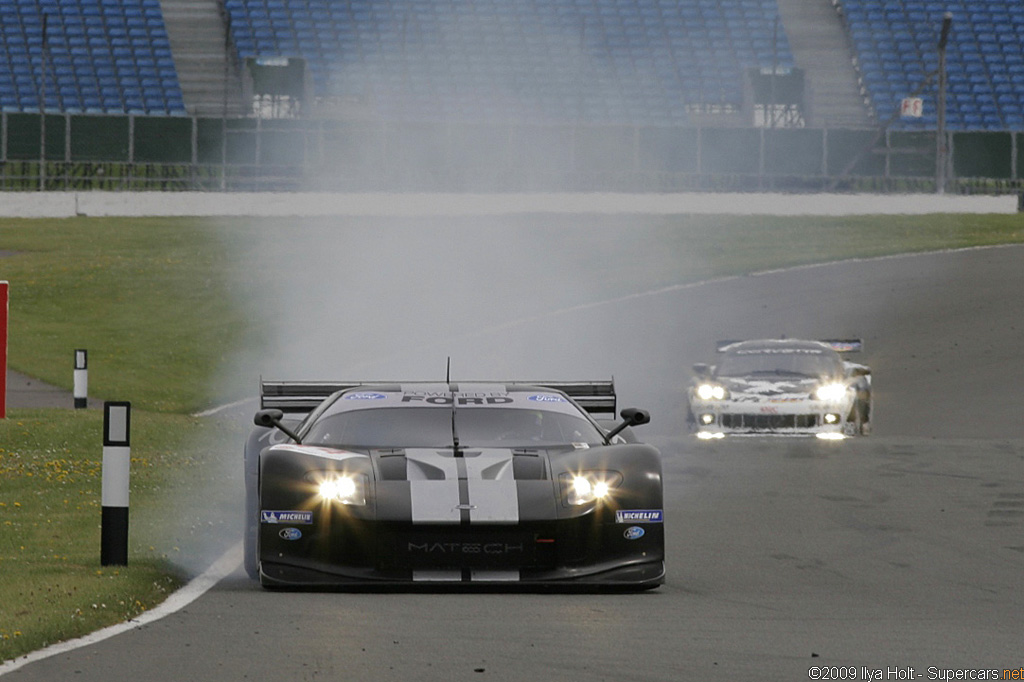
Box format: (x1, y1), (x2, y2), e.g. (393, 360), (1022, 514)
(615, 509), (664, 523)
(261, 510), (313, 525)
(407, 542), (525, 556)
(279, 528), (303, 541)
(735, 348), (825, 355)
(401, 394), (513, 405)
(624, 526), (645, 540)
(344, 392), (388, 400)
(528, 394), (566, 403)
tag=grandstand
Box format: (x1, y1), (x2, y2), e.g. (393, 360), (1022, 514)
(221, 0), (796, 126)
(2, 0), (1022, 131)
(841, 0), (1024, 131)
(0, 0), (185, 115)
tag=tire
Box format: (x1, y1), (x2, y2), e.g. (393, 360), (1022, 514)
(243, 428), (270, 580)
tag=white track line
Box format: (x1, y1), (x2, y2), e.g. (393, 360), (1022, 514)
(0, 543), (242, 677)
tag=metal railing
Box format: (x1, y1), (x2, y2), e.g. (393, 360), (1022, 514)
(1, 113), (1021, 193)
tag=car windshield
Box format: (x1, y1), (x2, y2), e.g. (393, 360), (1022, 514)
(716, 348), (842, 378)
(303, 407), (605, 448)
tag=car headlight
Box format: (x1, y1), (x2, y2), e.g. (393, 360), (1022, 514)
(696, 383), (727, 400)
(315, 473), (367, 506)
(814, 382), (847, 402)
(560, 472), (622, 506)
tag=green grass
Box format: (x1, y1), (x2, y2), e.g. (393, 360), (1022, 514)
(0, 217), (251, 413)
(0, 408), (245, 662)
(1, 211), (1023, 663)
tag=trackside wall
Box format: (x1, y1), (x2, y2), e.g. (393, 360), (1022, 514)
(1, 113), (1021, 193)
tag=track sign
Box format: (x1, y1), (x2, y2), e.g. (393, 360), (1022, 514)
(901, 97), (924, 118)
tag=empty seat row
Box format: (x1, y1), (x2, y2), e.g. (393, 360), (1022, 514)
(224, 0), (795, 126)
(841, 0), (1024, 129)
(0, 0), (186, 115)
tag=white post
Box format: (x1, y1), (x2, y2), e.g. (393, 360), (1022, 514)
(101, 401), (131, 566)
(74, 349), (88, 408)
(0, 281), (7, 419)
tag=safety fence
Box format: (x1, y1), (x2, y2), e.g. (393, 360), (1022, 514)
(1, 113), (1022, 193)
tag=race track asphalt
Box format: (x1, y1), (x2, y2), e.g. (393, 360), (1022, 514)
(5, 244), (1024, 681)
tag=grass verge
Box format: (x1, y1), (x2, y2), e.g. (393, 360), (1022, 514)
(0, 408), (244, 663)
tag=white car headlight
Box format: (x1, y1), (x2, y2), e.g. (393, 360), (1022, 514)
(814, 382), (848, 402)
(316, 474), (367, 506)
(696, 383), (727, 400)
(561, 472), (622, 506)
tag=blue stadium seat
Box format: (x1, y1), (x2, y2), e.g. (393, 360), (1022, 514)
(0, 0), (186, 114)
(841, 0), (1024, 130)
(217, 0), (797, 125)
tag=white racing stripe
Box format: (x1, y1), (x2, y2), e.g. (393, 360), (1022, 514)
(412, 570), (463, 582)
(410, 480), (462, 524)
(471, 570), (520, 582)
(406, 448), (520, 524)
(465, 449), (519, 524)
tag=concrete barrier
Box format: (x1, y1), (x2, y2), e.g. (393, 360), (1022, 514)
(0, 191), (1017, 218)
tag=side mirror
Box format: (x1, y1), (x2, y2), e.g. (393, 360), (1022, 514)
(604, 407), (651, 443)
(254, 408), (284, 427)
(253, 408), (302, 443)
(844, 363), (871, 379)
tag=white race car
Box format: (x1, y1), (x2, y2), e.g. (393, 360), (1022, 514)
(688, 339), (871, 440)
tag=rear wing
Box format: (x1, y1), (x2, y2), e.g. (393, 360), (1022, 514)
(819, 339), (863, 353)
(259, 380), (618, 416)
(524, 381), (617, 416)
(716, 339), (863, 353)
(260, 381), (363, 414)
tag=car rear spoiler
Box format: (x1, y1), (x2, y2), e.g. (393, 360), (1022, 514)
(715, 339), (863, 353)
(260, 380), (617, 416)
(260, 381), (363, 414)
(525, 381), (617, 416)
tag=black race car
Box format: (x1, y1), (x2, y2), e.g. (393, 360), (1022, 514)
(244, 380), (664, 589)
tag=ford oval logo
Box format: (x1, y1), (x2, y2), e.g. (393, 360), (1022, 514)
(623, 526), (645, 541)
(344, 392), (387, 400)
(279, 528), (303, 541)
(528, 394), (565, 403)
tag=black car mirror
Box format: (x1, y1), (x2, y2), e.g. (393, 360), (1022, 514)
(605, 407), (651, 442)
(253, 408), (302, 443)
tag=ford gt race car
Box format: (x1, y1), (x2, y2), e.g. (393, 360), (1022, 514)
(244, 380), (664, 589)
(688, 339), (871, 439)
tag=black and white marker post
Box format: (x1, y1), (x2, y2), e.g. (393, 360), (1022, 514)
(73, 349), (88, 409)
(101, 401), (131, 566)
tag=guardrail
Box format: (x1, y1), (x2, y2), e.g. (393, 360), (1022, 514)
(2, 113), (1021, 193)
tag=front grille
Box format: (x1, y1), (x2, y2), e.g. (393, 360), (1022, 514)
(721, 413), (819, 429)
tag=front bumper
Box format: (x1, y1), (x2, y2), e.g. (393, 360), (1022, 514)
(690, 398), (852, 438)
(258, 513), (665, 589)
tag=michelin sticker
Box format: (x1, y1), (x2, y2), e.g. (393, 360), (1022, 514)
(615, 509), (664, 524)
(261, 510), (313, 525)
